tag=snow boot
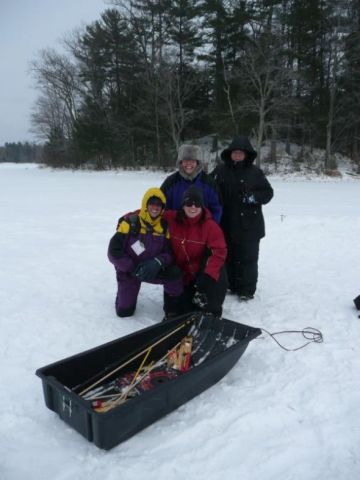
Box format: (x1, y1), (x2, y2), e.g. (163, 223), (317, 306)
(163, 292), (182, 322)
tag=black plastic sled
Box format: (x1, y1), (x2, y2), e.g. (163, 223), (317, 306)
(36, 312), (261, 450)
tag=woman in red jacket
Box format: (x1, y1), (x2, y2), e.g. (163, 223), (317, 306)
(163, 185), (228, 318)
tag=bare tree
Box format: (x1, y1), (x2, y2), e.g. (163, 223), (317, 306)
(158, 63), (199, 152)
(325, 36), (341, 171)
(30, 91), (69, 141)
(324, 6), (349, 171)
(112, 0), (170, 164)
(222, 54), (238, 133)
(30, 48), (81, 141)
(32, 49), (80, 117)
(232, 34), (291, 166)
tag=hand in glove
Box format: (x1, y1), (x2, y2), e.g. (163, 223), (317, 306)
(133, 257), (163, 282)
(195, 272), (212, 292)
(242, 192), (257, 204)
(238, 185), (257, 204)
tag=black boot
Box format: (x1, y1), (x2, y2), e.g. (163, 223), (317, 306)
(163, 292), (181, 321)
(238, 293), (254, 302)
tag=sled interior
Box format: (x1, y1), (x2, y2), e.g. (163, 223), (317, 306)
(36, 312), (261, 449)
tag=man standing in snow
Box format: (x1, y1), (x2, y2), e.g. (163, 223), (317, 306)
(108, 188), (183, 318)
(161, 144), (222, 223)
(212, 135), (273, 301)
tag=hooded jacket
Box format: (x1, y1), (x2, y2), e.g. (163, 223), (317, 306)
(163, 208), (227, 285)
(220, 135), (258, 164)
(108, 188), (173, 273)
(212, 135), (273, 242)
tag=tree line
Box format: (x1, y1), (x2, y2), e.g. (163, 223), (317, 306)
(0, 142), (43, 163)
(30, 0), (360, 171)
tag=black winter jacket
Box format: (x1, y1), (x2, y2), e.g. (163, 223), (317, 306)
(212, 136), (273, 242)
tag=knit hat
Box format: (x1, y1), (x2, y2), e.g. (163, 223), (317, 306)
(182, 185), (204, 208)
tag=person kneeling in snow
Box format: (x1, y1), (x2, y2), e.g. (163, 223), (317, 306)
(108, 188), (183, 318)
(163, 185), (228, 319)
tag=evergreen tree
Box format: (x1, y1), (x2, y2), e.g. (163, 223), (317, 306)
(199, 0), (230, 123)
(72, 9), (143, 166)
(27, 0), (360, 170)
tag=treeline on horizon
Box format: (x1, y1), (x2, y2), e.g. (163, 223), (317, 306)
(0, 142), (43, 164)
(29, 0), (360, 171)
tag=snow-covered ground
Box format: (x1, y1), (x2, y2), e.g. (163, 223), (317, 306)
(1, 163), (359, 480)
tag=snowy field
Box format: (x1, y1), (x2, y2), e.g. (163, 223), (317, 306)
(1, 163), (360, 480)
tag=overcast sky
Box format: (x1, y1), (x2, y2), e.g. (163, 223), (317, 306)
(0, 0), (110, 145)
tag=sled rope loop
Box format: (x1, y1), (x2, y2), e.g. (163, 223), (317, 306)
(78, 317), (196, 397)
(260, 327), (323, 352)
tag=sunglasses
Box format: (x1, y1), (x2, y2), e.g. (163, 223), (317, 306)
(183, 199), (202, 208)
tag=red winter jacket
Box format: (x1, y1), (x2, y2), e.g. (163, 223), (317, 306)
(163, 208), (227, 285)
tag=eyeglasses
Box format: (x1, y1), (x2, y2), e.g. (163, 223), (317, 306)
(183, 199), (202, 208)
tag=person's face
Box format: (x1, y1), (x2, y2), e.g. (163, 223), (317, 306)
(231, 150), (246, 162)
(147, 200), (163, 218)
(183, 201), (202, 218)
(181, 159), (198, 174)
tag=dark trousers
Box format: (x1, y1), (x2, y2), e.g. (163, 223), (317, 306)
(177, 266), (228, 318)
(115, 265), (183, 317)
(226, 238), (260, 296)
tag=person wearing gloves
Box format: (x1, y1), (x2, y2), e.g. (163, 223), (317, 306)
(163, 185), (228, 319)
(160, 144), (222, 223)
(108, 188), (183, 318)
(212, 135), (273, 300)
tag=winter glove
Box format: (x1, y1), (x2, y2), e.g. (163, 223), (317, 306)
(133, 257), (163, 282)
(192, 290), (208, 309)
(195, 272), (212, 292)
(242, 192), (257, 204)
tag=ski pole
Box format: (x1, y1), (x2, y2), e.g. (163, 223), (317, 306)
(78, 317), (196, 397)
(95, 339), (183, 413)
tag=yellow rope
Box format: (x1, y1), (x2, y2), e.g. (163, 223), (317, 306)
(118, 347), (152, 401)
(79, 319), (194, 396)
(95, 340), (183, 413)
